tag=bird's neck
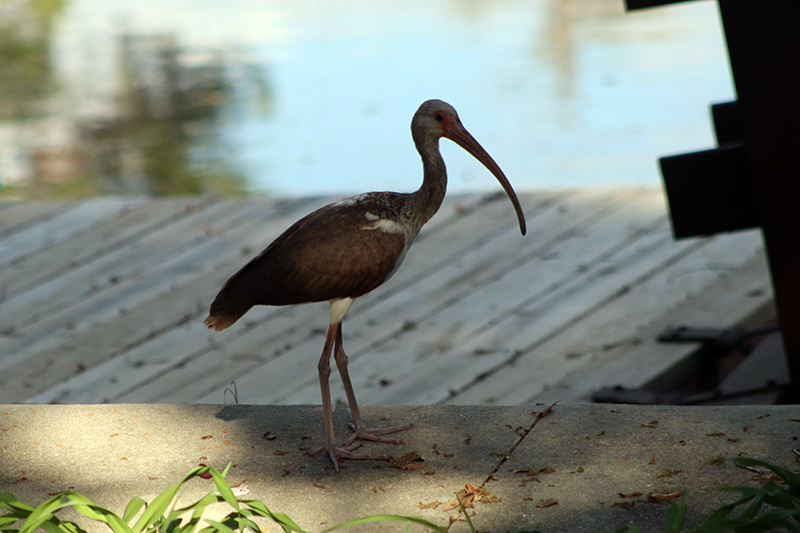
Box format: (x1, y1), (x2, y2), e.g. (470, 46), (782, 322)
(406, 138), (447, 231)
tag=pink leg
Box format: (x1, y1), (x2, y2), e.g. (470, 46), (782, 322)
(333, 324), (412, 448)
(309, 323), (398, 472)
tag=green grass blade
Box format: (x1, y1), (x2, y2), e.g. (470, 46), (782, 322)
(208, 469), (239, 512)
(132, 485), (179, 531)
(265, 511), (307, 532)
(170, 492), (217, 519)
(122, 497), (148, 524)
(59, 492), (130, 532)
(236, 500), (309, 532)
(165, 492), (220, 533)
(322, 514), (449, 533)
(734, 457), (800, 489)
(738, 488), (768, 521)
(662, 498), (685, 533)
(18, 494), (65, 532)
(0, 515), (25, 528)
(37, 519), (87, 533)
(228, 514), (262, 532)
(456, 497), (475, 532)
(734, 509), (800, 533)
(0, 493), (34, 513)
(199, 519), (236, 533)
(238, 500), (275, 520)
(18, 493), (104, 533)
(132, 466), (209, 532)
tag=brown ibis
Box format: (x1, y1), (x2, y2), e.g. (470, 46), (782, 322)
(204, 99), (527, 471)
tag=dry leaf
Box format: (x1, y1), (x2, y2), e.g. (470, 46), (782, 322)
(198, 464), (212, 479)
(612, 501), (635, 509)
(649, 490), (684, 501)
(390, 451), (425, 469)
(418, 500), (442, 510)
(535, 498), (558, 508)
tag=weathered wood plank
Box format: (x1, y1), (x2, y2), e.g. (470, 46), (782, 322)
(7, 193), (480, 403)
(529, 250), (773, 405)
(0, 198), (145, 270)
(3, 190), (773, 410)
(4, 196), (332, 400)
(0, 197), (215, 299)
(0, 199), (265, 351)
(447, 230), (765, 406)
(0, 201), (72, 240)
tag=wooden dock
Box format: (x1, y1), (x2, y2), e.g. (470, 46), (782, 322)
(0, 188), (773, 406)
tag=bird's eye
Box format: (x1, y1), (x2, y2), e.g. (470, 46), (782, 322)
(435, 113), (444, 122)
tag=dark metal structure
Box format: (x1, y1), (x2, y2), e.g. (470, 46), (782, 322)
(625, 0), (800, 402)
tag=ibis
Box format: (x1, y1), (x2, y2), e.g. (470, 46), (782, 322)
(204, 99), (526, 471)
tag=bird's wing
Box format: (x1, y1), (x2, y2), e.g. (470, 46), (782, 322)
(208, 197), (409, 320)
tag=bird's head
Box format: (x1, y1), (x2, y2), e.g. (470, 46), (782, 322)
(411, 99), (461, 144)
(411, 99), (527, 236)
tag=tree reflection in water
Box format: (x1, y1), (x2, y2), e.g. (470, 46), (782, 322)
(1, 0), (269, 198)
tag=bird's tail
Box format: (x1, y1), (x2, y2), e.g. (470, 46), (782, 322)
(203, 308), (248, 331)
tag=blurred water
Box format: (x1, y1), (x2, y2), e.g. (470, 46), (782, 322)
(0, 0), (733, 198)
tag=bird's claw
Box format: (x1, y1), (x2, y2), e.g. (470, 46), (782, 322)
(343, 423), (414, 447)
(307, 441), (362, 457)
(308, 443), (390, 473)
(308, 423), (413, 471)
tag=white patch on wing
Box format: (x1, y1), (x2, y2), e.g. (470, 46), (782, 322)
(364, 211), (379, 221)
(361, 218), (405, 234)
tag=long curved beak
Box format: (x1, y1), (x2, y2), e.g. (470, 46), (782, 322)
(444, 123), (527, 236)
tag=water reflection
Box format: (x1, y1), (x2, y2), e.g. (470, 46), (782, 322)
(1, 0), (265, 197)
(0, 0), (731, 199)
(0, 0), (63, 120)
(79, 34), (251, 196)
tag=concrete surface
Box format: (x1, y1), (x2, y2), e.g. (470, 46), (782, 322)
(1, 404), (799, 532)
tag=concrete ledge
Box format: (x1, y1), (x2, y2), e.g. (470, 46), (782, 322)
(1, 404), (798, 532)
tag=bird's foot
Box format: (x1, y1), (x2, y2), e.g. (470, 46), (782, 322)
(342, 422), (414, 447)
(308, 424), (413, 472)
(308, 442), (391, 473)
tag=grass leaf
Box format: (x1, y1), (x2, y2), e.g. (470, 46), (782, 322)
(131, 466), (210, 532)
(734, 457), (800, 489)
(19, 494), (65, 532)
(662, 498), (685, 533)
(122, 497), (148, 524)
(456, 496), (475, 532)
(60, 492), (129, 531)
(0, 493), (34, 513)
(268, 511), (308, 533)
(208, 469), (239, 512)
(199, 519), (236, 533)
